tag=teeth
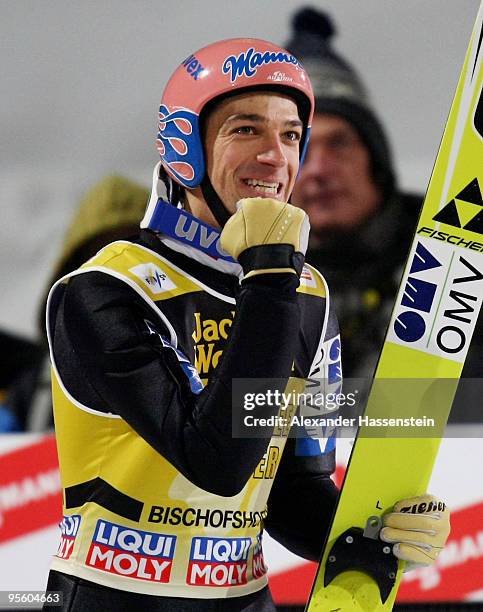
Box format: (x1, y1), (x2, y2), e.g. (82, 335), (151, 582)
(246, 179), (278, 187)
(245, 179), (279, 194)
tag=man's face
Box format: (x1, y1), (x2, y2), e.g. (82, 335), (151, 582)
(186, 92), (302, 226)
(292, 113), (382, 242)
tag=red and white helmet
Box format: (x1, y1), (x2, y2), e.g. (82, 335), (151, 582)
(156, 37), (314, 190)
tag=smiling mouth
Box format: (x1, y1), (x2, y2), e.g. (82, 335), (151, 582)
(242, 179), (281, 195)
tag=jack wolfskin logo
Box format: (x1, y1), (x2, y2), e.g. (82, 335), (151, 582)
(192, 311), (234, 377)
(432, 178), (483, 235)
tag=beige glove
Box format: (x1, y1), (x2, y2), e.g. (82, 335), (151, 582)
(380, 494), (450, 569)
(220, 198), (310, 279)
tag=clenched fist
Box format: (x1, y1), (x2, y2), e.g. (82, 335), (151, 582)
(220, 198), (310, 280)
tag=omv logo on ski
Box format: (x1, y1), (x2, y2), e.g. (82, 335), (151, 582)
(222, 48), (298, 82)
(391, 238), (483, 361)
(157, 105), (202, 187)
(394, 241), (443, 344)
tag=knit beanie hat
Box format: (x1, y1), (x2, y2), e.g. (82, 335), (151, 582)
(285, 7), (396, 198)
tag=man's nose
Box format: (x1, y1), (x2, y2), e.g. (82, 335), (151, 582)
(256, 134), (287, 167)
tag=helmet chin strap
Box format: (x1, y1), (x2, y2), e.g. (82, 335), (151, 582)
(200, 175), (297, 226)
(200, 175), (232, 228)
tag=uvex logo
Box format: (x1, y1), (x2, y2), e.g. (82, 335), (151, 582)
(181, 54), (205, 80)
(174, 214), (229, 258)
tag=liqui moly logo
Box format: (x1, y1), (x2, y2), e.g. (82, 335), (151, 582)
(222, 48), (298, 82)
(86, 520), (176, 583)
(56, 515), (81, 560)
(187, 536), (251, 587)
(252, 533), (267, 579)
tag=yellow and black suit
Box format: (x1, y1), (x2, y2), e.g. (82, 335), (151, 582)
(45, 230), (340, 610)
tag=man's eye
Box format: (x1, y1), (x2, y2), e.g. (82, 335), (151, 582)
(235, 126), (255, 135)
(285, 131), (302, 142)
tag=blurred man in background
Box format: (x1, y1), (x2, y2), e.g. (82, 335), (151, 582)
(286, 7), (422, 379)
(285, 7), (481, 424)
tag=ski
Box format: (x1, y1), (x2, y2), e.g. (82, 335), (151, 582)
(306, 4), (483, 610)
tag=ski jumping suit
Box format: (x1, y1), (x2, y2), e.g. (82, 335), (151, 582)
(44, 229), (340, 611)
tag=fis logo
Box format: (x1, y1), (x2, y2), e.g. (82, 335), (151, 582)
(56, 515), (81, 560)
(86, 520), (176, 583)
(252, 533), (267, 579)
(187, 536), (251, 587)
(222, 47), (298, 83)
(389, 237), (483, 362)
(129, 263), (177, 295)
